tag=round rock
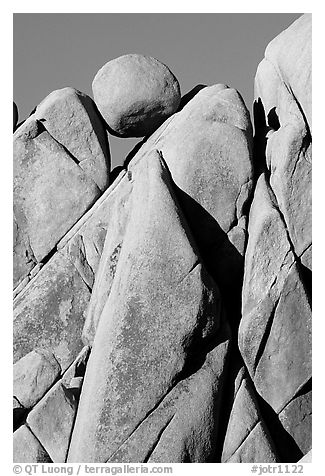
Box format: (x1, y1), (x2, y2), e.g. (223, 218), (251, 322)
(92, 54), (181, 138)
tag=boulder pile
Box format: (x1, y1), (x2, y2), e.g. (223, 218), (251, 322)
(13, 14), (312, 463)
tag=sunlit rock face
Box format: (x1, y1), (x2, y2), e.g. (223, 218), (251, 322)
(13, 14), (312, 463)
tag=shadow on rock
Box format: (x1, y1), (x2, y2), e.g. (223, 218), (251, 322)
(173, 185), (244, 333)
(177, 84), (207, 111)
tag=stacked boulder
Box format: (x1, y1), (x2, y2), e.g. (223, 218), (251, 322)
(13, 15), (312, 464)
(92, 54), (181, 137)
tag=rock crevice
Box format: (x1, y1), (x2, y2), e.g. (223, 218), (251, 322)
(13, 15), (312, 463)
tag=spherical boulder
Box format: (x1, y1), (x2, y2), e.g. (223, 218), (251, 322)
(92, 54), (181, 138)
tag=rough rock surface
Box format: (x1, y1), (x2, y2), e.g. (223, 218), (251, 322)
(13, 425), (52, 463)
(13, 349), (61, 408)
(129, 84), (253, 257)
(13, 169), (129, 370)
(34, 87), (110, 190)
(13, 249), (92, 371)
(255, 13), (311, 130)
(68, 151), (230, 462)
(84, 84), (253, 345)
(26, 380), (76, 462)
(254, 13), (311, 270)
(278, 389), (312, 456)
(82, 171), (133, 344)
(25, 348), (89, 462)
(239, 174), (311, 413)
(221, 368), (278, 462)
(127, 83), (253, 331)
(92, 54), (181, 137)
(13, 117), (102, 290)
(238, 12), (312, 462)
(13, 87), (111, 292)
(13, 14), (311, 465)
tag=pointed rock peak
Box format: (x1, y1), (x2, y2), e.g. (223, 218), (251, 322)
(67, 148), (222, 462)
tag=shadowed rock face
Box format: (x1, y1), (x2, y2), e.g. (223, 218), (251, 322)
(13, 14), (311, 464)
(239, 174), (311, 413)
(128, 84), (253, 242)
(256, 13), (311, 131)
(253, 13), (312, 271)
(126, 84), (254, 333)
(13, 102), (18, 131)
(240, 13), (312, 461)
(83, 83), (254, 346)
(221, 368), (278, 463)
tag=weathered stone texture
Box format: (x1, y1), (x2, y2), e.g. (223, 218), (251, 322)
(13, 425), (52, 463)
(13, 117), (102, 290)
(34, 87), (110, 190)
(92, 54), (181, 137)
(221, 368), (278, 463)
(13, 249), (91, 371)
(254, 13), (311, 270)
(127, 84), (254, 332)
(13, 349), (61, 408)
(12, 14), (312, 464)
(14, 170), (127, 370)
(239, 174), (311, 413)
(68, 151), (230, 462)
(13, 86), (111, 292)
(24, 348), (89, 463)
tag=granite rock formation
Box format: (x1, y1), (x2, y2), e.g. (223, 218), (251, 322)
(253, 13), (311, 271)
(34, 87), (111, 191)
(13, 14), (312, 463)
(83, 83), (253, 345)
(13, 88), (111, 292)
(238, 13), (312, 462)
(92, 54), (181, 137)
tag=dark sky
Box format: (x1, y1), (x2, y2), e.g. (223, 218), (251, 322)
(13, 13), (301, 168)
